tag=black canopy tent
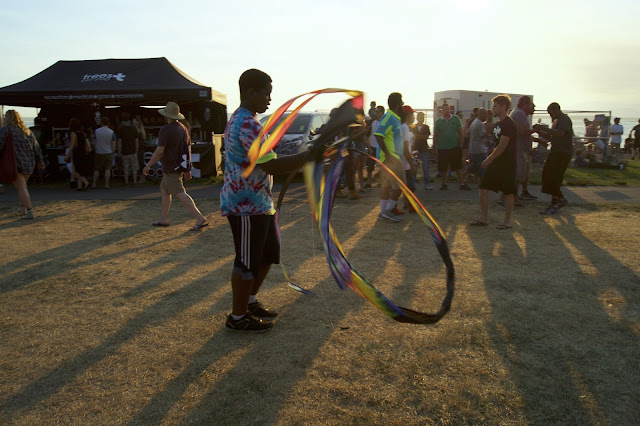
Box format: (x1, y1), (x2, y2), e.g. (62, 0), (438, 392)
(0, 57), (226, 108)
(0, 57), (227, 177)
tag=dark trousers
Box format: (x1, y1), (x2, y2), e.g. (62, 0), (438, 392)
(541, 151), (572, 197)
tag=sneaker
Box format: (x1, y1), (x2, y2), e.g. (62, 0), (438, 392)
(520, 192), (538, 200)
(557, 197), (569, 208)
(424, 185), (433, 190)
(392, 206), (405, 216)
(379, 210), (401, 222)
(21, 210), (34, 220)
(497, 199), (505, 207)
(248, 301), (278, 320)
(348, 190), (363, 200)
(540, 204), (558, 215)
(225, 313), (273, 333)
(440, 184), (448, 190)
(459, 183), (471, 191)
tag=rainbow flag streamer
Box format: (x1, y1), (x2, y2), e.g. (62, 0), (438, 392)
(303, 145), (455, 324)
(242, 88), (363, 178)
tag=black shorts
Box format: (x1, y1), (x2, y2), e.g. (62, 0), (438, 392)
(541, 151), (572, 196)
(437, 147), (463, 172)
(635, 138), (640, 149)
(228, 214), (280, 279)
(479, 160), (516, 195)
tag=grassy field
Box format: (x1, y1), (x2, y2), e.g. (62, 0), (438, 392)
(1, 194), (639, 424)
(528, 158), (640, 187)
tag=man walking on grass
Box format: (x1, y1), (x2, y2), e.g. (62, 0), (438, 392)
(142, 102), (208, 231)
(470, 95), (518, 230)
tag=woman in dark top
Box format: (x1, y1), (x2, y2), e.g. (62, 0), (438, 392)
(0, 110), (45, 219)
(64, 118), (92, 190)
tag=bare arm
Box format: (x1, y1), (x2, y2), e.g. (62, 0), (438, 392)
(403, 140), (414, 173)
(482, 135), (511, 168)
(533, 124), (568, 138)
(142, 145), (165, 175)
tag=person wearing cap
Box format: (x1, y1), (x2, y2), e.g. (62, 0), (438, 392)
(433, 103), (471, 191)
(401, 105), (417, 212)
(609, 117), (623, 155)
(142, 101), (208, 230)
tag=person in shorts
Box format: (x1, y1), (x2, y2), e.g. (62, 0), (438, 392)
(433, 103), (471, 191)
(470, 95), (517, 229)
(117, 112), (139, 186)
(142, 102), (208, 230)
(220, 69), (318, 332)
(467, 108), (488, 181)
(92, 116), (115, 188)
(374, 92), (407, 222)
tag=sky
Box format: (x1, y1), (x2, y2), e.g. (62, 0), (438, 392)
(1, 0), (639, 118)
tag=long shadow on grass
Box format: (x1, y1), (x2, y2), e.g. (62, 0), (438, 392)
(390, 204), (460, 316)
(0, 200), (200, 294)
(127, 199), (381, 424)
(0, 212), (69, 230)
(0, 246), (232, 418)
(469, 210), (640, 424)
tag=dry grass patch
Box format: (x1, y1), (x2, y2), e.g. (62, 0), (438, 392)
(1, 196), (639, 425)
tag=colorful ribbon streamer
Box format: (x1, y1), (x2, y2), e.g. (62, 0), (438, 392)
(303, 144), (455, 324)
(258, 89), (454, 324)
(242, 88), (363, 178)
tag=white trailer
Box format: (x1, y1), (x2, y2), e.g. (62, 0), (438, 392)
(434, 89), (534, 119)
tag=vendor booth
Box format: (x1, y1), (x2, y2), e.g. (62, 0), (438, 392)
(0, 57), (227, 178)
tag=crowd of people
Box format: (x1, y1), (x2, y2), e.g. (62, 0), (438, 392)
(2, 70), (639, 332)
(215, 69), (617, 332)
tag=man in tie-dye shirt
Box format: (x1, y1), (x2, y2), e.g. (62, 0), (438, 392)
(221, 69), (310, 332)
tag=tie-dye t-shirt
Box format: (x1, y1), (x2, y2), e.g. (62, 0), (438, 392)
(220, 107), (277, 216)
